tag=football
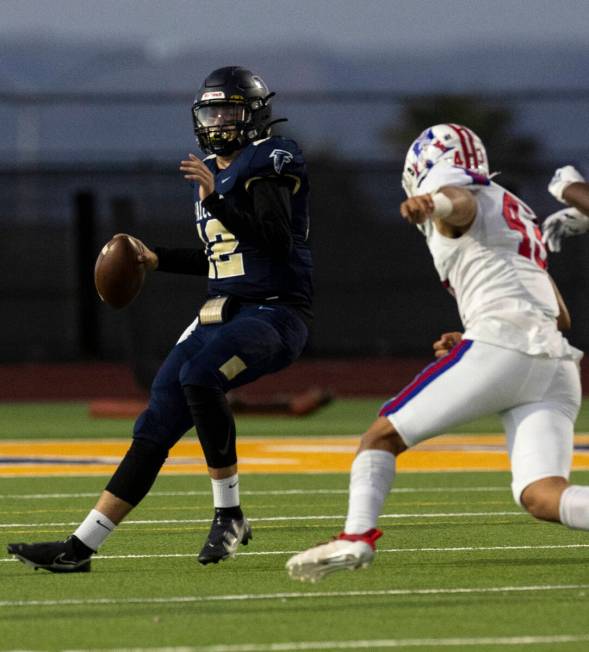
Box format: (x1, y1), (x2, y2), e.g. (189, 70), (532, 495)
(94, 234), (146, 309)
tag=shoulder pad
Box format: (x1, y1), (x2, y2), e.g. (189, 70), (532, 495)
(419, 161), (489, 195)
(248, 136), (305, 178)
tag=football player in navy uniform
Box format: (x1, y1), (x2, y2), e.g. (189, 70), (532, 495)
(8, 66), (313, 571)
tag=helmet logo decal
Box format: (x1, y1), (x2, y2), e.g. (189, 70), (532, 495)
(201, 91), (225, 100)
(432, 139), (451, 154)
(269, 149), (293, 174)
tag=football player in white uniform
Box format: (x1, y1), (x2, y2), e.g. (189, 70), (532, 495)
(542, 165), (589, 252)
(286, 124), (587, 583)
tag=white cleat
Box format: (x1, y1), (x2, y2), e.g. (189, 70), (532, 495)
(286, 529), (382, 583)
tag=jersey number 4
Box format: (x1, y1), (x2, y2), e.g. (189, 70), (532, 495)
(502, 193), (547, 270)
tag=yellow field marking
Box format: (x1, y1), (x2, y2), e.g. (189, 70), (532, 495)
(1, 434), (589, 477)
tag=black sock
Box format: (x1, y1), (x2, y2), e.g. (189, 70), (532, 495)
(215, 506), (243, 520)
(70, 535), (96, 557)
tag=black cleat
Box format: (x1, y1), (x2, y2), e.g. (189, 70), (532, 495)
(198, 511), (252, 565)
(7, 535), (94, 573)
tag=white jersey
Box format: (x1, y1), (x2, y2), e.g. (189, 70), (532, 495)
(417, 162), (580, 360)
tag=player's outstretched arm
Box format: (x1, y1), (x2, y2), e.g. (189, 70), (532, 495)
(115, 233), (208, 277)
(548, 165), (589, 213)
(400, 186), (476, 235)
(562, 181), (589, 217)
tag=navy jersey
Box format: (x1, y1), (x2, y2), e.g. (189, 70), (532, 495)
(193, 136), (313, 311)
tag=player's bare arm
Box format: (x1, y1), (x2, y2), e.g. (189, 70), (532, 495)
(548, 165), (588, 212)
(548, 275), (571, 331)
(562, 182), (589, 216)
(400, 186), (476, 236)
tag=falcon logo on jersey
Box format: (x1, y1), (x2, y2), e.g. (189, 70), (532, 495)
(269, 149), (293, 174)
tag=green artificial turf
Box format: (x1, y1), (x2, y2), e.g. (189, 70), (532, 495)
(1, 399), (589, 650)
(1, 471), (589, 651)
(1, 398), (589, 440)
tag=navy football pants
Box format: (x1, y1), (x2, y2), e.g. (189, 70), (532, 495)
(133, 303), (308, 450)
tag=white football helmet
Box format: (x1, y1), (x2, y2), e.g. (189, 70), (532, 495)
(402, 124), (489, 197)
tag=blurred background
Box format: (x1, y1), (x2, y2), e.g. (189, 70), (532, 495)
(2, 0), (589, 403)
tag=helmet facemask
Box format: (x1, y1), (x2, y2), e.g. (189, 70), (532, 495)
(192, 101), (253, 156)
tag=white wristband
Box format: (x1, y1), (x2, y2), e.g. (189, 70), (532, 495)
(431, 192), (453, 219)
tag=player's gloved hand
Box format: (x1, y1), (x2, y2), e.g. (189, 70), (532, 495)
(541, 208), (589, 253)
(548, 165), (586, 204)
(432, 331), (462, 359)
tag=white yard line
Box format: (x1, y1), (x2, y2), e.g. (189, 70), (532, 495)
(3, 542), (589, 564)
(1, 583), (588, 609)
(54, 634), (589, 651)
(0, 487), (510, 500)
(0, 511), (525, 528)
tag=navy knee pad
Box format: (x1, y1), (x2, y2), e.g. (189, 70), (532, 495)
(105, 439), (168, 506)
(183, 384), (237, 469)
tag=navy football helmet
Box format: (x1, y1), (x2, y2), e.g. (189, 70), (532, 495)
(192, 66), (278, 156)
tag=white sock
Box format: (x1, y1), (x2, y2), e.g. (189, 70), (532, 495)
(211, 474), (240, 508)
(73, 509), (116, 551)
(559, 485), (589, 530)
(344, 449), (396, 534)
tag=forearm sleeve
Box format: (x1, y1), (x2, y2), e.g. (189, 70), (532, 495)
(153, 246), (208, 275)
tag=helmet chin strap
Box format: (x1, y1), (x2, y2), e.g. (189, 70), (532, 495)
(255, 118), (288, 141)
(265, 118), (288, 129)
(256, 92), (287, 138)
(210, 137), (243, 156)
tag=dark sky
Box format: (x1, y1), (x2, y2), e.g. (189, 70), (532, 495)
(3, 0), (589, 56)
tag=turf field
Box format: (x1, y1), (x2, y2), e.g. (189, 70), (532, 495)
(1, 399), (589, 651)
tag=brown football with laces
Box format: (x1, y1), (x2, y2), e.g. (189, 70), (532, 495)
(94, 234), (146, 309)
